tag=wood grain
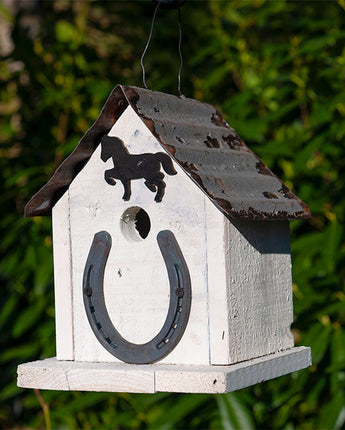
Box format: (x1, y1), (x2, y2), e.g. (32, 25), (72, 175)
(224, 220), (294, 364)
(18, 347), (311, 393)
(52, 191), (74, 360)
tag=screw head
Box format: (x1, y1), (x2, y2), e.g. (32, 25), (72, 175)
(84, 286), (93, 297)
(175, 288), (184, 298)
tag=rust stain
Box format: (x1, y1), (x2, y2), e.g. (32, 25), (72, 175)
(278, 184), (296, 200)
(179, 161), (199, 172)
(263, 191), (279, 199)
(256, 159), (272, 176)
(214, 197), (233, 213)
(215, 199), (310, 220)
(162, 144), (177, 157)
(222, 134), (244, 151)
(189, 170), (204, 188)
(123, 86), (140, 106)
(211, 111), (228, 128)
(255, 159), (274, 176)
(298, 200), (312, 217)
(204, 136), (222, 148)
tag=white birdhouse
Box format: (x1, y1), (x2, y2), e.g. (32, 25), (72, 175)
(17, 85), (311, 393)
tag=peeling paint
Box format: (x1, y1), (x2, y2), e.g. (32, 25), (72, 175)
(263, 192), (280, 200)
(211, 112), (228, 128)
(256, 159), (273, 176)
(222, 134), (244, 151)
(204, 136), (222, 149)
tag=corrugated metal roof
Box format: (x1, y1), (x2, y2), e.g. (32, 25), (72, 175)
(25, 85), (310, 220)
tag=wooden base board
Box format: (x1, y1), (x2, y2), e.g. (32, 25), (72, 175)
(17, 346), (311, 394)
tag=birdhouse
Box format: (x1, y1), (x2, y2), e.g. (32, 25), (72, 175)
(17, 85), (311, 394)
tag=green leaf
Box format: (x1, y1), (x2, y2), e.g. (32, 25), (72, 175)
(0, 294), (17, 327)
(319, 392), (345, 430)
(148, 395), (210, 429)
(55, 21), (78, 43)
(216, 394), (255, 430)
(302, 323), (332, 365)
(12, 300), (47, 338)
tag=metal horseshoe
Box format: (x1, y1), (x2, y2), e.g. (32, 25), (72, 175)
(83, 230), (192, 364)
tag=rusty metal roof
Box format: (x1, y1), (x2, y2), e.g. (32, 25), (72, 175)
(25, 85), (310, 220)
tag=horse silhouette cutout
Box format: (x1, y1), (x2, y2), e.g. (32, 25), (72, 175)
(101, 135), (177, 202)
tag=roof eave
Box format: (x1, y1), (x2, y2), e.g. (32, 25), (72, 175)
(25, 84), (131, 217)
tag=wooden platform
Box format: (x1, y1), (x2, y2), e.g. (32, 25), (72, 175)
(17, 347), (311, 394)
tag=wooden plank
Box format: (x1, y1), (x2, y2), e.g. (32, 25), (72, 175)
(17, 347), (311, 393)
(52, 191), (74, 360)
(207, 215), (295, 365)
(205, 199), (229, 364)
(223, 346), (311, 393)
(156, 346), (311, 393)
(224, 220), (295, 364)
(17, 358), (155, 393)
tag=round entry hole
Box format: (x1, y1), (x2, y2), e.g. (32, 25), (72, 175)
(120, 206), (151, 242)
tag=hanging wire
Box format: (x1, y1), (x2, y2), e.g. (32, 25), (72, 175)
(141, 1), (185, 95)
(141, 1), (160, 90)
(177, 7), (184, 97)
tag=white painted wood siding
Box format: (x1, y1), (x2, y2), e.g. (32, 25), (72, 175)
(52, 191), (74, 360)
(18, 347), (311, 393)
(224, 219), (294, 364)
(67, 106), (211, 365)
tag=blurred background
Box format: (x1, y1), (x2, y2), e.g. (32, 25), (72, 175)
(1, 0), (345, 428)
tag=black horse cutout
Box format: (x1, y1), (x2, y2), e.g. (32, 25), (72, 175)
(101, 136), (177, 202)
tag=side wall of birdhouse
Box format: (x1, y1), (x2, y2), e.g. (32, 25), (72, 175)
(206, 211), (295, 365)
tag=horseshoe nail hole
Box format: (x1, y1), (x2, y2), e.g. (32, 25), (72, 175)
(120, 206), (151, 242)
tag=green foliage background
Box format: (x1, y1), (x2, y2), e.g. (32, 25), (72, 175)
(1, 0), (345, 428)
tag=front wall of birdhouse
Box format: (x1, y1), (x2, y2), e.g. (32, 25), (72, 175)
(54, 106), (213, 365)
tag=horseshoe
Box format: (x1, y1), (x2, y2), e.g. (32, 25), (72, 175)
(83, 230), (192, 364)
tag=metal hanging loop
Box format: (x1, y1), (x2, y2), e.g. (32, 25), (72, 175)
(141, 0), (186, 94)
(141, 1), (160, 90)
(83, 230), (192, 364)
